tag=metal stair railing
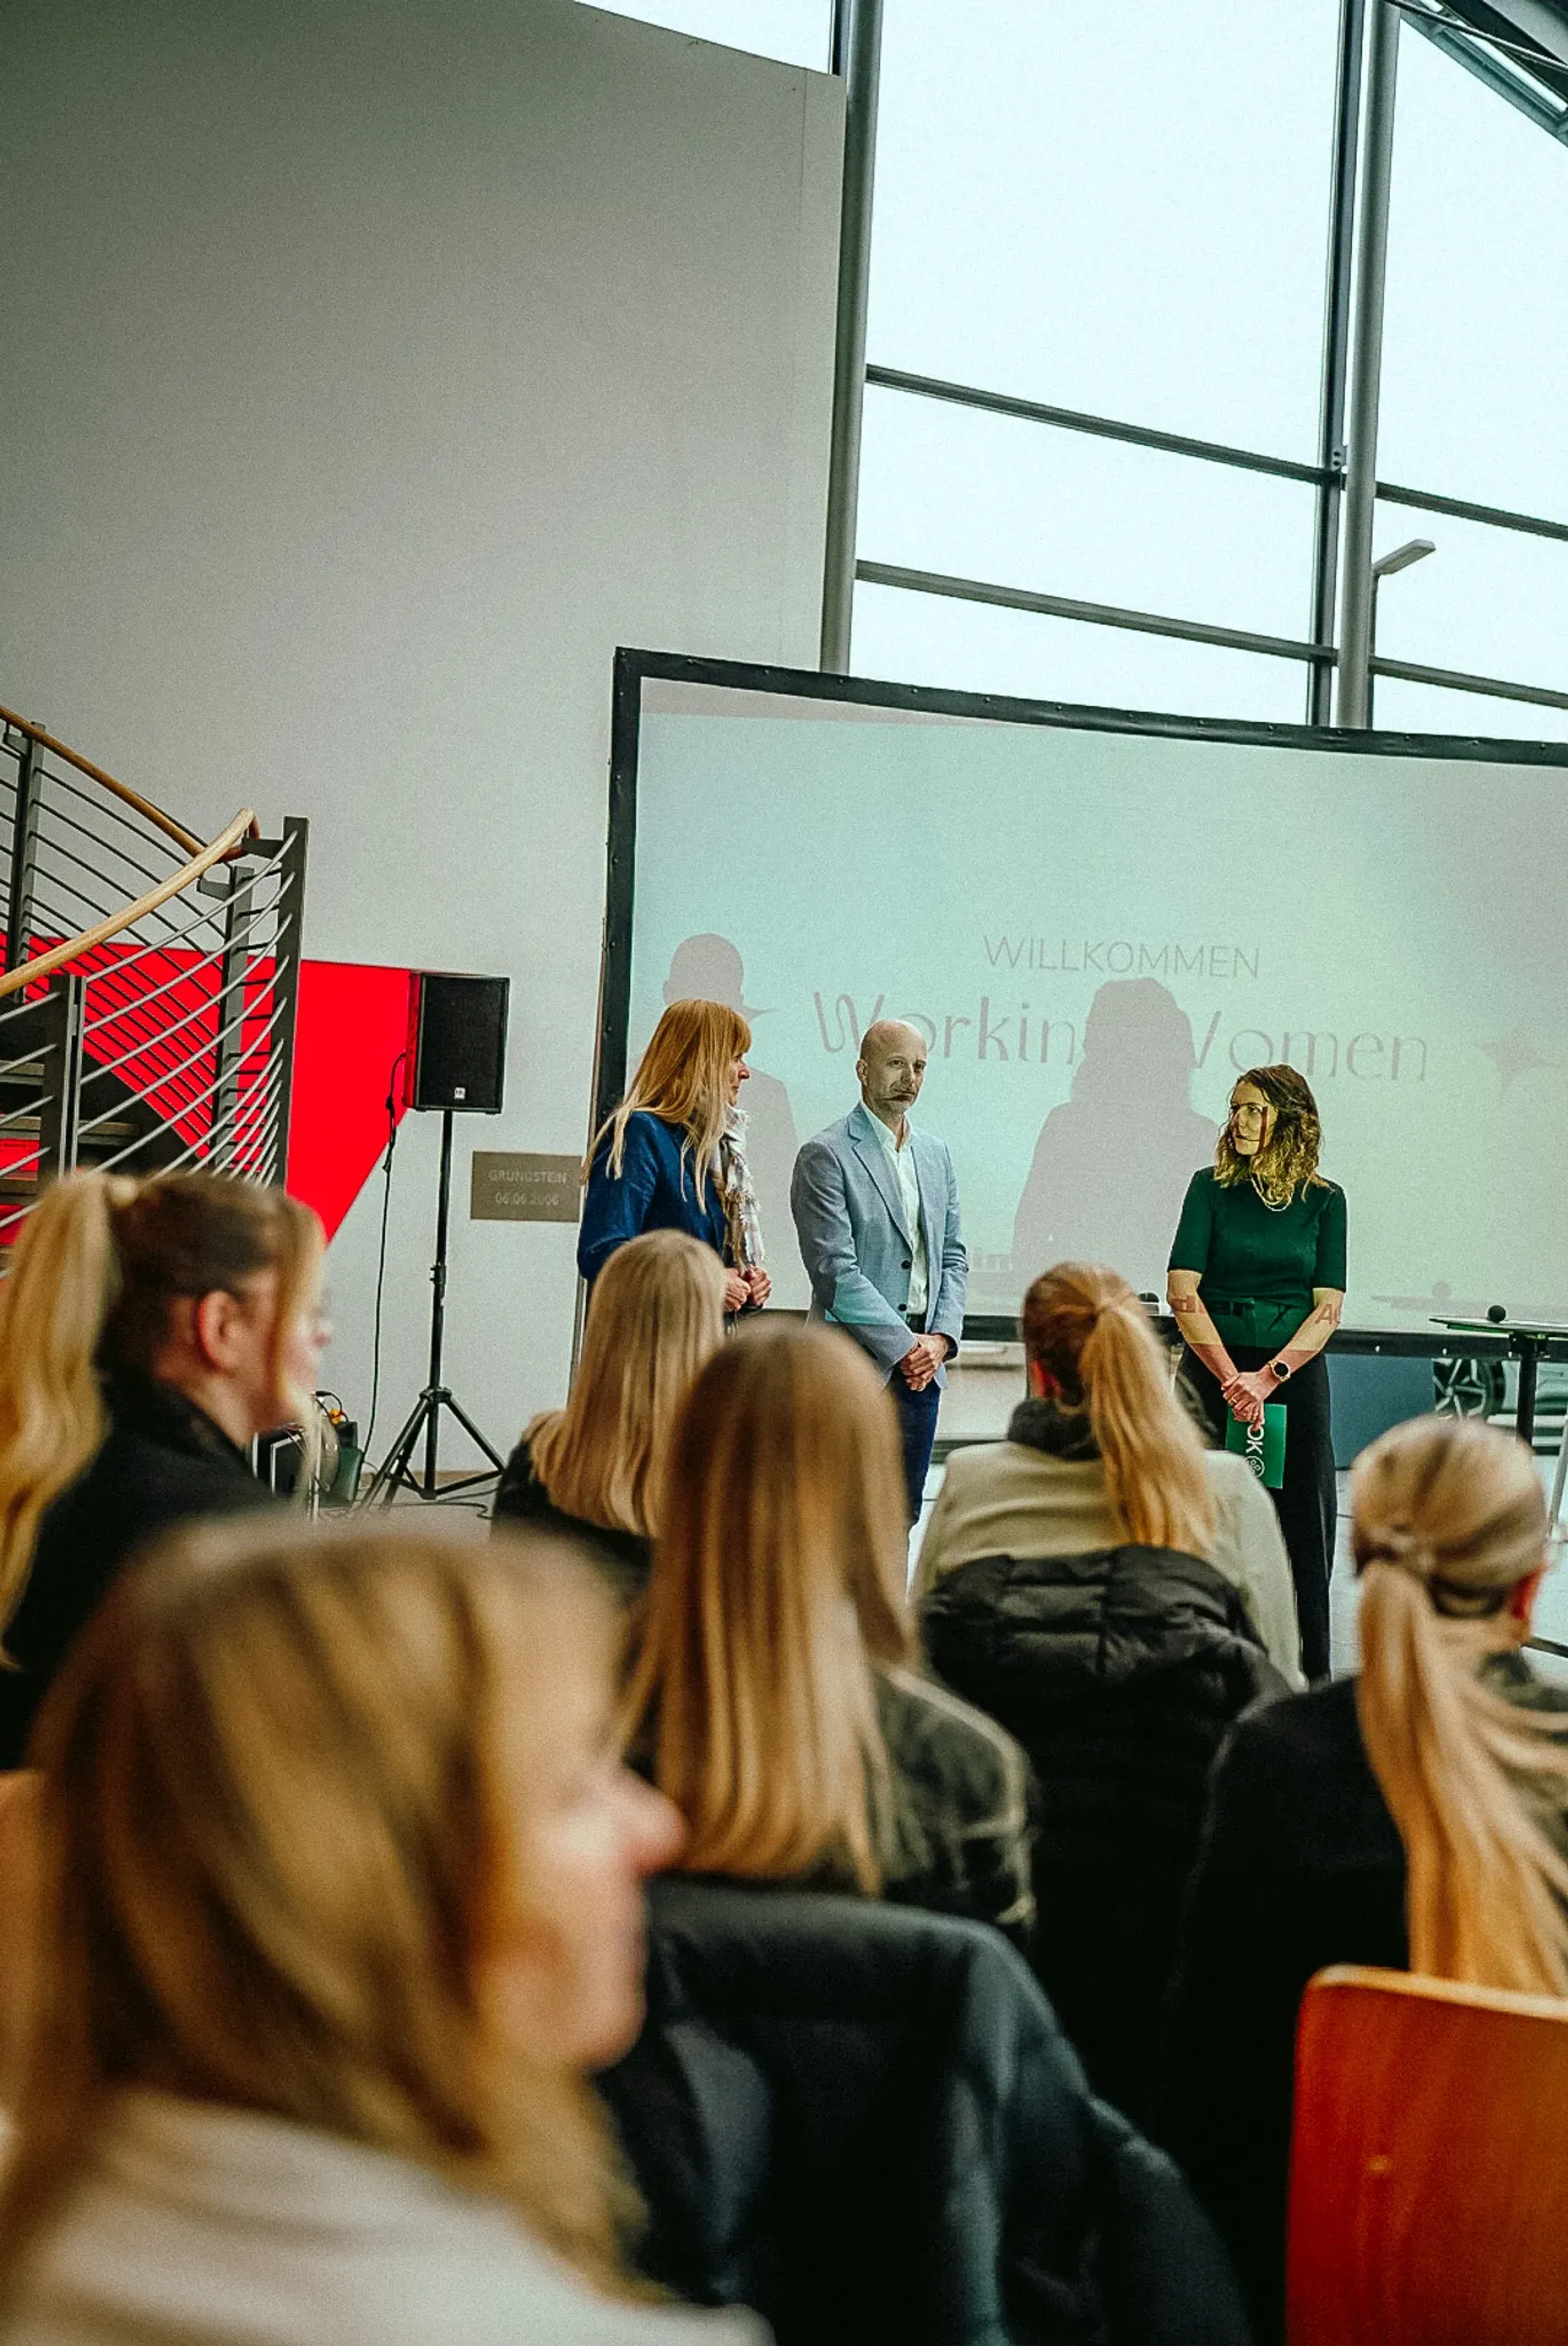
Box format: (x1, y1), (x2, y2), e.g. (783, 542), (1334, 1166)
(0, 707), (308, 1243)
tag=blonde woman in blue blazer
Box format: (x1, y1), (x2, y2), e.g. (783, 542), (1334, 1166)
(580, 1000), (770, 1313)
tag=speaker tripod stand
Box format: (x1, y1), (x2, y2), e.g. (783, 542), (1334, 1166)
(362, 1109), (508, 1506)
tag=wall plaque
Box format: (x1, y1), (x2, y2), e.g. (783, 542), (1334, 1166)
(469, 1151), (581, 1224)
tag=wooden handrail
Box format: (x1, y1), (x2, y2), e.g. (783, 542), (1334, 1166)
(0, 809), (258, 1001)
(0, 702), (246, 861)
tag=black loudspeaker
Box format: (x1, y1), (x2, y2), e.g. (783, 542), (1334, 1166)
(409, 972), (509, 1114)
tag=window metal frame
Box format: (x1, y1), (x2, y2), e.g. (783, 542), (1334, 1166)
(834, 0), (1568, 730)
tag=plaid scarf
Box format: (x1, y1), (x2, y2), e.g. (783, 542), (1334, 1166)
(717, 1107), (765, 1269)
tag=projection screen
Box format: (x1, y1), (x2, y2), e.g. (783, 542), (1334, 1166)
(596, 652), (1568, 1336)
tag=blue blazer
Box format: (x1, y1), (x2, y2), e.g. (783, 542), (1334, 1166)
(578, 1111), (727, 1286)
(790, 1103), (968, 1386)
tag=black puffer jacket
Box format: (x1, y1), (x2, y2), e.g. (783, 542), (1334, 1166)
(921, 1427), (1286, 2121)
(600, 1877), (1250, 2346)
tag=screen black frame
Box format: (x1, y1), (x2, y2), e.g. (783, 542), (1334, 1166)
(599, 645), (1568, 1356)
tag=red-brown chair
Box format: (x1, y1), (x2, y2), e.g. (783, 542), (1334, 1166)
(1288, 1963), (1568, 2344)
(0, 1769), (40, 2103)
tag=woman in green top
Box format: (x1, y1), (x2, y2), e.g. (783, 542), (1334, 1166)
(1167, 1065), (1346, 1681)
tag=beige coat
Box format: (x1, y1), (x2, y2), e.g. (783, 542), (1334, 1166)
(914, 1439), (1304, 1689)
(3, 2092), (766, 2346)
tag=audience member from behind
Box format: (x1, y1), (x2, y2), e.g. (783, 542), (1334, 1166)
(578, 999), (770, 1313)
(916, 1262), (1301, 1681)
(494, 1231), (727, 1598)
(1161, 1413), (1568, 2337)
(0, 1518), (763, 2345)
(0, 1170), (325, 1769)
(623, 1322), (1034, 1942)
(916, 1262), (1289, 2121)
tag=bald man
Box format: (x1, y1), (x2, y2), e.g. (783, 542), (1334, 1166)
(791, 1021), (969, 1521)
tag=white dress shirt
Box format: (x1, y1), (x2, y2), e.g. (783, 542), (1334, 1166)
(874, 1115), (927, 1317)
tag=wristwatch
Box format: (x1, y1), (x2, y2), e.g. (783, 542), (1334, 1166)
(1269, 1358), (1292, 1384)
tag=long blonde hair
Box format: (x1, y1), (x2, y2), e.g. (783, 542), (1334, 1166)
(1353, 1414), (1568, 1995)
(0, 1171), (322, 1646)
(528, 1230), (726, 1537)
(593, 999), (750, 1184)
(0, 1518), (640, 2296)
(1021, 1262), (1216, 1557)
(622, 1322), (912, 1894)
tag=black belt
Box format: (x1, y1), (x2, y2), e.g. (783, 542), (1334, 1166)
(903, 1311), (927, 1334)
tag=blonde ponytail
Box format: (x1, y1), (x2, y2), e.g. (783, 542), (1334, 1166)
(0, 1174), (132, 1642)
(1352, 1415), (1568, 1997)
(1021, 1262), (1215, 1558)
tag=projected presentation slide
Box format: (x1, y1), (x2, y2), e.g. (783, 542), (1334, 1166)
(609, 662), (1568, 1331)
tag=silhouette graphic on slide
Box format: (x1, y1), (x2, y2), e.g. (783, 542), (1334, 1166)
(1011, 979), (1218, 1296)
(663, 936), (799, 1282)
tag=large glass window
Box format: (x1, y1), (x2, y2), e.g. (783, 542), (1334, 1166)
(1369, 509), (1568, 709)
(575, 0), (830, 70)
(854, 0), (1341, 715)
(1368, 676), (1568, 746)
(851, 0), (1568, 735)
(867, 0), (1340, 453)
(1380, 30), (1568, 522)
(856, 384), (1318, 640)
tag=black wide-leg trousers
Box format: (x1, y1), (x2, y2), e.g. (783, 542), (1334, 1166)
(1181, 1346), (1335, 1682)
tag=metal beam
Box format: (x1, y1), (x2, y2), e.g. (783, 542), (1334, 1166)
(860, 559), (1568, 714)
(865, 368), (1568, 544)
(1370, 652), (1568, 710)
(1338, 0), (1402, 725)
(864, 364), (1327, 485)
(1401, 3), (1568, 136)
(820, 0), (884, 672)
(1309, 0), (1368, 723)
(1378, 476), (1568, 541)
(854, 560), (1334, 665)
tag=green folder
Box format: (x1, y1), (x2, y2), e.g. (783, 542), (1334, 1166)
(1226, 1402), (1288, 1490)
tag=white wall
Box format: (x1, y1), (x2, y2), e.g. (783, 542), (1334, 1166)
(0, 0), (841, 1460)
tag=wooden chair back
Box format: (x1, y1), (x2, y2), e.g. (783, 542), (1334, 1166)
(1288, 1963), (1568, 2345)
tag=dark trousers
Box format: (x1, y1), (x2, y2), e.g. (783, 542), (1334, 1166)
(1181, 1346), (1336, 1682)
(890, 1369), (942, 1525)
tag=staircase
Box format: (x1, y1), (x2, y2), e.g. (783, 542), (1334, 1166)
(0, 704), (307, 1240)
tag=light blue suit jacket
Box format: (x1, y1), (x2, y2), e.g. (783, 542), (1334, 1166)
(790, 1103), (968, 1384)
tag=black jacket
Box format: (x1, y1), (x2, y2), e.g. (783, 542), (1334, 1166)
(872, 1667), (1036, 1945)
(0, 1372), (277, 1766)
(492, 1432), (652, 1600)
(627, 1666), (1037, 1949)
(920, 1420), (1285, 2121)
(1156, 1657), (1568, 2339)
(600, 1876), (1250, 2346)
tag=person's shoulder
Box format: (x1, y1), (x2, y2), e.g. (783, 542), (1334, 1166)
(1225, 1675), (1358, 1774)
(1204, 1446), (1266, 1506)
(877, 1662), (1027, 1789)
(493, 1429), (547, 1521)
(1494, 1652), (1568, 1715)
(929, 1439), (1011, 1492)
(796, 1112), (854, 1159)
(1310, 1175), (1345, 1201)
(90, 1415), (271, 1518)
(1185, 1165), (1221, 1194)
(620, 1109), (677, 1150)
(588, 1109), (666, 1174)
